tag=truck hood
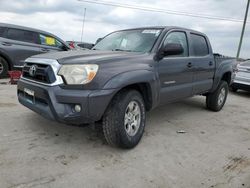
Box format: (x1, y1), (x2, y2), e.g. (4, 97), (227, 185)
(32, 49), (150, 65)
(31, 49), (155, 89)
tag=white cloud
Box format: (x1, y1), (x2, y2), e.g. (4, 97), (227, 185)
(109, 7), (135, 18)
(0, 0), (249, 58)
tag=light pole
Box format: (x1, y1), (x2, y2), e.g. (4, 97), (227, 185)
(236, 0), (250, 59)
(81, 8), (86, 42)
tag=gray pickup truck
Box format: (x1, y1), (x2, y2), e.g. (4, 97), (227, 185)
(17, 26), (233, 148)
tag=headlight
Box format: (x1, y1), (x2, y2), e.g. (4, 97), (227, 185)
(58, 64), (99, 85)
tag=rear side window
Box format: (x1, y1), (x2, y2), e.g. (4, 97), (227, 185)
(39, 34), (63, 48)
(0, 27), (7, 37)
(191, 34), (209, 56)
(6, 28), (39, 44)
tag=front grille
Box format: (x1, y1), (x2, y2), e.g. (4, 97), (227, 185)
(22, 63), (56, 84)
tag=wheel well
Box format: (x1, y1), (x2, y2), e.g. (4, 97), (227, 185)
(0, 53), (11, 70)
(221, 72), (231, 85)
(119, 83), (153, 111)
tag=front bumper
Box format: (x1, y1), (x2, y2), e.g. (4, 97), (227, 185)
(17, 79), (117, 125)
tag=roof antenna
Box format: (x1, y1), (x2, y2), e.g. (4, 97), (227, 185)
(81, 8), (86, 43)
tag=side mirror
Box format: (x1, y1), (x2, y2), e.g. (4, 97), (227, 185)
(95, 38), (103, 44)
(161, 43), (184, 56)
(62, 45), (70, 51)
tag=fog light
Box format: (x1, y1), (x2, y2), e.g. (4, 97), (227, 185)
(74, 104), (81, 112)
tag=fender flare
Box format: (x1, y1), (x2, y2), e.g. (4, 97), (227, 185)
(103, 69), (157, 89)
(212, 62), (232, 91)
(103, 69), (159, 109)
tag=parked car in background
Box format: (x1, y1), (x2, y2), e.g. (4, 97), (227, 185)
(231, 60), (250, 92)
(66, 41), (94, 50)
(0, 23), (70, 78)
(17, 26), (234, 148)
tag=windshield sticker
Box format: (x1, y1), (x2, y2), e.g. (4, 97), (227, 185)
(142, 29), (161, 36)
(121, 39), (128, 48)
(45, 37), (56, 45)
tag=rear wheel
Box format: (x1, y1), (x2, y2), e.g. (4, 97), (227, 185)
(0, 56), (9, 78)
(102, 90), (146, 148)
(206, 81), (228, 112)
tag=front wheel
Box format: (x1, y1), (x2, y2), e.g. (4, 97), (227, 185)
(206, 81), (228, 112)
(102, 90), (146, 149)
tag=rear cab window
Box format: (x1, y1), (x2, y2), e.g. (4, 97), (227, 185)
(6, 28), (39, 44)
(190, 33), (209, 56)
(39, 33), (63, 48)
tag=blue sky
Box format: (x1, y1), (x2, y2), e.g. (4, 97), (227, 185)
(0, 0), (249, 58)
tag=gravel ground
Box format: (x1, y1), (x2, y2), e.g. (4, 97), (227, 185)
(0, 80), (250, 188)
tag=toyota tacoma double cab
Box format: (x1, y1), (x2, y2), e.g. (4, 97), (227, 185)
(17, 26), (233, 148)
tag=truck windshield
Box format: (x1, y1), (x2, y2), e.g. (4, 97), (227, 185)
(93, 29), (162, 53)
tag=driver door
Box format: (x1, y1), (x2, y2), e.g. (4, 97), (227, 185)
(158, 31), (194, 104)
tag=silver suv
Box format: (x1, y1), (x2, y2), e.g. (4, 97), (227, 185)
(0, 23), (70, 78)
(231, 60), (250, 92)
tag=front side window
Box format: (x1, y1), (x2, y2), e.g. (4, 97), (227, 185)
(93, 29), (162, 53)
(163, 31), (188, 57)
(191, 34), (209, 56)
(39, 34), (63, 48)
(6, 28), (39, 44)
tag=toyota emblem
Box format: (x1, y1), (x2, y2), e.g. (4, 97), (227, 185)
(29, 65), (37, 77)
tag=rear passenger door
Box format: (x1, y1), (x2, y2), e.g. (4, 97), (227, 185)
(189, 33), (215, 94)
(2, 28), (42, 67)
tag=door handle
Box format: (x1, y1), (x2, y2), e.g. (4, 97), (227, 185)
(187, 62), (192, 68)
(1, 42), (12, 46)
(41, 48), (49, 52)
(209, 61), (213, 66)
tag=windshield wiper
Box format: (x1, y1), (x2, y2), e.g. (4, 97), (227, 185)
(112, 49), (133, 52)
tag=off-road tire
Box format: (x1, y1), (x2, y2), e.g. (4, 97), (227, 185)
(206, 81), (228, 112)
(102, 89), (146, 149)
